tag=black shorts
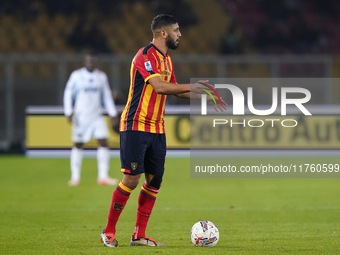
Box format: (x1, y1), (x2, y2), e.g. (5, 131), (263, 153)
(120, 130), (166, 176)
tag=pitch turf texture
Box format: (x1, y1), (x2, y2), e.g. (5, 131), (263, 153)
(1, 156), (340, 254)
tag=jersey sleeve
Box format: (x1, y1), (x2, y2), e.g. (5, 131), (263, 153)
(135, 49), (161, 83)
(102, 73), (118, 117)
(63, 72), (76, 117)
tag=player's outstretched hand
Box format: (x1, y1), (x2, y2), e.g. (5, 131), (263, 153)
(194, 80), (228, 112)
(191, 80), (211, 94)
(111, 116), (120, 134)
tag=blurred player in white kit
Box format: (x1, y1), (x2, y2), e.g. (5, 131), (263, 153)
(63, 53), (119, 186)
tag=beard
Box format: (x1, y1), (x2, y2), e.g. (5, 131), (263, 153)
(166, 35), (179, 50)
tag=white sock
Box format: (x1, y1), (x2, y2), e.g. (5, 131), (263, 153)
(97, 147), (110, 180)
(70, 147), (83, 180)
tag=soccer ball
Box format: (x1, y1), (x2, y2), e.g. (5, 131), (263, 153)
(190, 220), (219, 247)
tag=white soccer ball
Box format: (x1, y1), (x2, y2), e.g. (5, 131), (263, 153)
(190, 220), (219, 247)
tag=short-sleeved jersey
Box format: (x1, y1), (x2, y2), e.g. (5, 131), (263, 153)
(120, 43), (177, 133)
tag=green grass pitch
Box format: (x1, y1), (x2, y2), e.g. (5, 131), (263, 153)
(1, 156), (340, 254)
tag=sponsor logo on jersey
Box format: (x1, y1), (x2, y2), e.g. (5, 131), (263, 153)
(84, 87), (98, 92)
(144, 61), (152, 71)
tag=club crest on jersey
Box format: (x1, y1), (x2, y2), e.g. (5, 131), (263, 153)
(144, 61), (152, 71)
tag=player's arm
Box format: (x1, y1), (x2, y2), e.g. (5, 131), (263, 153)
(175, 91), (200, 99)
(174, 81), (228, 112)
(141, 52), (203, 95)
(63, 72), (76, 123)
(168, 70), (197, 99)
(102, 74), (118, 118)
(102, 74), (120, 132)
(148, 76), (204, 95)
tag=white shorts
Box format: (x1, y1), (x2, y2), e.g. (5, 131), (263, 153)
(72, 117), (109, 143)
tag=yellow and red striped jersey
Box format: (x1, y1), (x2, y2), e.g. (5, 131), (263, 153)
(120, 42), (177, 133)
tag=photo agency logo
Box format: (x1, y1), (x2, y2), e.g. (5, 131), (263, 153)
(199, 83), (312, 128)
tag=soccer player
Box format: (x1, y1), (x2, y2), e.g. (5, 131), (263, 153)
(100, 14), (226, 247)
(63, 53), (120, 186)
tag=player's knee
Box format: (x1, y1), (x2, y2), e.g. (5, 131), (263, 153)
(122, 173), (141, 190)
(149, 175), (163, 189)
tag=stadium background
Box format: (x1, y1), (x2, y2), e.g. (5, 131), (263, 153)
(1, 0), (340, 153)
